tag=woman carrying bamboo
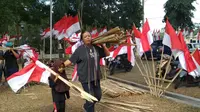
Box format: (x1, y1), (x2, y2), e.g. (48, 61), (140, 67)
(63, 30), (110, 112)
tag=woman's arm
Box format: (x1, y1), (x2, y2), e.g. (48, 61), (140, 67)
(11, 49), (19, 58)
(101, 44), (110, 56)
(64, 60), (72, 67)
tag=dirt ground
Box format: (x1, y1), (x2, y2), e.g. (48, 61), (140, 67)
(0, 60), (200, 112)
(0, 81), (199, 112)
(111, 58), (200, 99)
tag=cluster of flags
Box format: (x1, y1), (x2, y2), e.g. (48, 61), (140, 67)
(133, 19), (200, 78)
(41, 15), (81, 40)
(161, 19), (200, 77)
(4, 16), (200, 93)
(0, 33), (22, 45)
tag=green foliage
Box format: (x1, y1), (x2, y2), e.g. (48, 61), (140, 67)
(163, 0), (196, 30)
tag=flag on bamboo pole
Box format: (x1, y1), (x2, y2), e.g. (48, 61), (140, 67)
(142, 19), (153, 45)
(7, 59), (51, 93)
(162, 19), (183, 58)
(133, 25), (150, 56)
(41, 27), (50, 39)
(54, 15), (81, 40)
(177, 32), (199, 77)
(192, 49), (200, 74)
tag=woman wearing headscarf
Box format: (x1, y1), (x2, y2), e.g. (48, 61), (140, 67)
(49, 60), (70, 112)
(63, 30), (110, 112)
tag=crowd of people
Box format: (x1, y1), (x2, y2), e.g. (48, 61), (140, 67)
(0, 30), (110, 112)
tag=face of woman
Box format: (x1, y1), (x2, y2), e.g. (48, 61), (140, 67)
(82, 32), (92, 45)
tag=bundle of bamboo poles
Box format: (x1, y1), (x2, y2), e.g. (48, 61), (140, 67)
(135, 46), (182, 97)
(92, 27), (127, 45)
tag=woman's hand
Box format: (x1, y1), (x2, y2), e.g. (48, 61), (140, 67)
(101, 44), (110, 56)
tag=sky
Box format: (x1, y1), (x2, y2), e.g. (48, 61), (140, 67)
(145, 0), (200, 30)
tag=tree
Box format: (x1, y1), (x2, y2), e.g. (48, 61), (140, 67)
(52, 0), (143, 30)
(163, 0), (196, 30)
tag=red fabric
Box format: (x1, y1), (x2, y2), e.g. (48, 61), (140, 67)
(142, 19), (151, 40)
(133, 25), (150, 51)
(6, 62), (35, 81)
(112, 45), (123, 58)
(178, 32), (196, 73)
(165, 19), (183, 50)
(41, 27), (50, 36)
(28, 65), (44, 82)
(127, 36), (132, 62)
(65, 46), (72, 54)
(108, 46), (115, 52)
(192, 49), (200, 65)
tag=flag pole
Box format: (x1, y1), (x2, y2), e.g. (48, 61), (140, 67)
(50, 0), (53, 60)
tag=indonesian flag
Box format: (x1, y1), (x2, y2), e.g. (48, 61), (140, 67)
(133, 25), (150, 56)
(17, 44), (39, 67)
(54, 15), (81, 40)
(0, 34), (8, 44)
(71, 65), (78, 81)
(177, 32), (199, 77)
(41, 27), (50, 39)
(105, 36), (135, 66)
(192, 49), (200, 74)
(197, 30), (200, 41)
(91, 28), (99, 38)
(91, 27), (98, 35)
(99, 27), (107, 36)
(162, 19), (183, 58)
(64, 32), (81, 43)
(7, 60), (51, 93)
(142, 19), (153, 45)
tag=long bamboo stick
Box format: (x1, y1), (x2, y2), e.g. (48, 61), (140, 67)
(35, 60), (98, 102)
(144, 53), (155, 95)
(158, 69), (182, 97)
(158, 54), (173, 96)
(157, 45), (165, 93)
(150, 47), (157, 96)
(92, 27), (121, 41)
(135, 50), (153, 93)
(101, 99), (152, 110)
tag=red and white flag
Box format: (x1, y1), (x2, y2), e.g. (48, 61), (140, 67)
(133, 25), (150, 56)
(41, 27), (50, 39)
(162, 19), (183, 58)
(91, 28), (99, 38)
(192, 49), (200, 74)
(142, 19), (153, 45)
(197, 29), (200, 41)
(177, 32), (199, 77)
(91, 27), (98, 35)
(7, 60), (51, 93)
(99, 27), (107, 36)
(54, 15), (81, 40)
(71, 65), (78, 81)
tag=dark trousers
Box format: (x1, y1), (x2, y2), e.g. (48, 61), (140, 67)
(53, 101), (65, 112)
(5, 68), (18, 79)
(81, 80), (102, 112)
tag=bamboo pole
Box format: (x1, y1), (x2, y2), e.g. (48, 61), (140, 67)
(150, 47), (157, 96)
(106, 104), (140, 112)
(156, 45), (165, 96)
(141, 74), (172, 83)
(35, 60), (98, 102)
(158, 54), (173, 96)
(135, 50), (153, 93)
(159, 69), (182, 97)
(101, 99), (152, 111)
(98, 103), (117, 112)
(144, 53), (155, 95)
